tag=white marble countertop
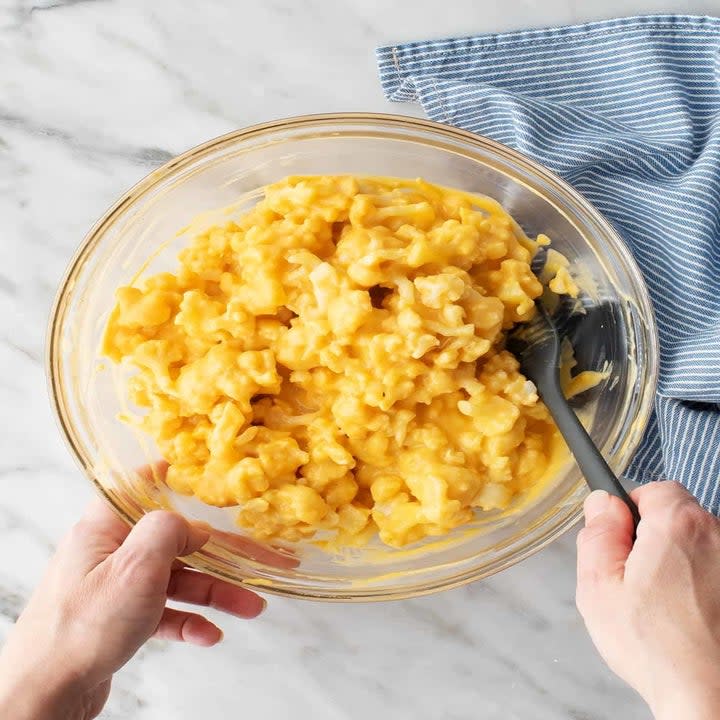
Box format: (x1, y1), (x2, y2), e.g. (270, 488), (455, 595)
(1, 1), (717, 717)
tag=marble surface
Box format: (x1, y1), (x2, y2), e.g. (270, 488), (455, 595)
(1, 0), (717, 717)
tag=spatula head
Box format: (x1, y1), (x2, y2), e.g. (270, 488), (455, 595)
(506, 301), (562, 395)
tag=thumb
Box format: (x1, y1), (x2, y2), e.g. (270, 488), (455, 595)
(111, 511), (210, 588)
(576, 490), (634, 588)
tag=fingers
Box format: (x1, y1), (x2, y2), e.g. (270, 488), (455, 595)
(213, 529), (300, 570)
(167, 568), (266, 619)
(137, 461), (170, 483)
(577, 490), (635, 588)
(153, 607), (223, 646)
(630, 479), (696, 516)
(109, 511), (210, 590)
(631, 479), (719, 545)
(117, 511), (210, 565)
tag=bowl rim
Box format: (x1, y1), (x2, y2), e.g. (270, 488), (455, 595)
(46, 112), (660, 601)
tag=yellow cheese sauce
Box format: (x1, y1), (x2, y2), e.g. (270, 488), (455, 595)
(102, 175), (593, 548)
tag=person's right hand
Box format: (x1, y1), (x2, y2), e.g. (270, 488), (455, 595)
(576, 480), (720, 720)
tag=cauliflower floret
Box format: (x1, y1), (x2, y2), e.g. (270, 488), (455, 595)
(103, 175), (575, 549)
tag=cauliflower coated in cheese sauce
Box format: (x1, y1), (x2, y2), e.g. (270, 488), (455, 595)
(102, 176), (572, 548)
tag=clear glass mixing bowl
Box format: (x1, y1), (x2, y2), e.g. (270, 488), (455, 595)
(47, 113), (658, 601)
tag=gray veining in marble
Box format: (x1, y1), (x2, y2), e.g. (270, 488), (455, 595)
(2, 0), (716, 717)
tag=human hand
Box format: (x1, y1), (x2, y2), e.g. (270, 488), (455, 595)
(0, 498), (266, 720)
(576, 481), (720, 720)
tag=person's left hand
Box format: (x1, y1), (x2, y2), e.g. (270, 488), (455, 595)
(0, 498), (266, 720)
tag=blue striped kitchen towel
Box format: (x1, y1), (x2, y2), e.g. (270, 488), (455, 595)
(376, 15), (720, 512)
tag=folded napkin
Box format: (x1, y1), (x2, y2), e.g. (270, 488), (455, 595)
(376, 15), (720, 511)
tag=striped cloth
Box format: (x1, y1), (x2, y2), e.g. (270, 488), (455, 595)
(376, 15), (720, 512)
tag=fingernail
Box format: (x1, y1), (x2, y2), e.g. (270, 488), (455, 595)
(584, 490), (610, 522)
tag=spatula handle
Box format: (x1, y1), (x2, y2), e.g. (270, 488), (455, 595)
(543, 390), (641, 532)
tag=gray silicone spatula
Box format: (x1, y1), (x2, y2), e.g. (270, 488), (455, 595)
(507, 301), (641, 532)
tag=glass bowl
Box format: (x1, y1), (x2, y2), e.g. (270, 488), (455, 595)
(47, 113), (658, 601)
